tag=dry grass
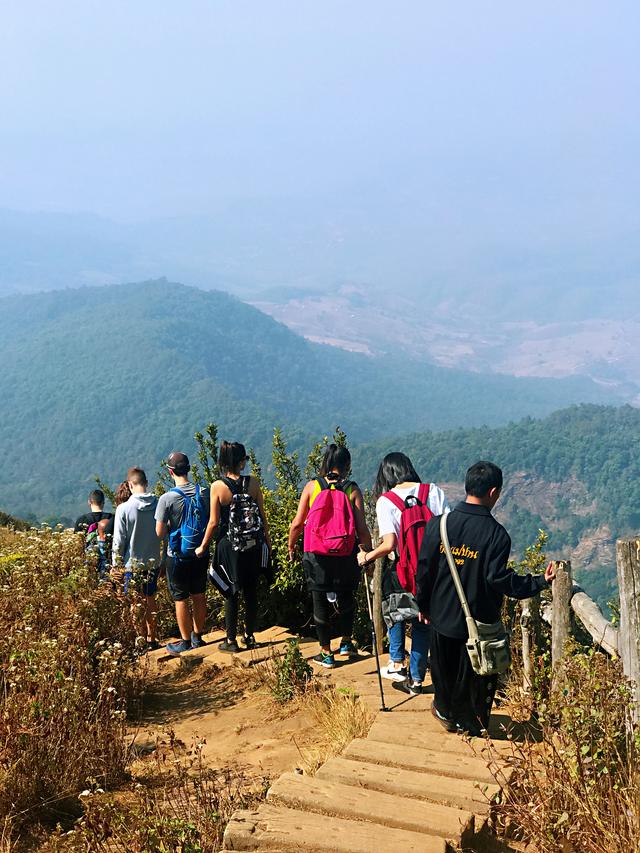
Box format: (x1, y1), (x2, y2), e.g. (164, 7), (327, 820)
(297, 683), (374, 774)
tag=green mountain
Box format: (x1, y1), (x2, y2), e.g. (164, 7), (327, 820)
(352, 404), (640, 606)
(0, 279), (621, 522)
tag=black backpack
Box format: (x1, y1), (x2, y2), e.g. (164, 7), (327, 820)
(223, 476), (264, 552)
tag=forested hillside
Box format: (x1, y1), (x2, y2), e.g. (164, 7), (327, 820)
(353, 404), (640, 605)
(0, 279), (618, 522)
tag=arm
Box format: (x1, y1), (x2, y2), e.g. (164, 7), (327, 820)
(250, 479), (271, 549)
(357, 532), (396, 567)
(486, 529), (550, 599)
(111, 507), (127, 565)
(195, 484), (221, 557)
(351, 487), (373, 552)
(288, 482), (313, 560)
(156, 519), (168, 539)
(155, 494), (169, 540)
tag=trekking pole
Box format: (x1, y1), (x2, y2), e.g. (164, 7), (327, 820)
(364, 573), (388, 712)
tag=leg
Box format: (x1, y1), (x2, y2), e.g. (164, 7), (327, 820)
(387, 621), (406, 668)
(225, 592), (240, 640)
(242, 577), (259, 637)
(337, 589), (356, 644)
(175, 599), (193, 640)
(190, 592), (206, 635)
(430, 630), (465, 721)
(408, 619), (431, 684)
(311, 590), (333, 652)
(470, 672), (498, 731)
(145, 594), (157, 642)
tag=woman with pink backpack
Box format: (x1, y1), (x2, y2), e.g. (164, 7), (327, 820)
(288, 444), (373, 668)
(358, 453), (449, 696)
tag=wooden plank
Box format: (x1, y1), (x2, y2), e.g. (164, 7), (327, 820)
(316, 755), (497, 814)
(366, 717), (511, 756)
(223, 804), (447, 852)
(551, 560), (573, 672)
(616, 538), (640, 722)
(571, 587), (619, 656)
(267, 772), (474, 841)
(344, 738), (499, 784)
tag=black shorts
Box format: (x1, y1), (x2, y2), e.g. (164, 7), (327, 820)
(166, 555), (208, 602)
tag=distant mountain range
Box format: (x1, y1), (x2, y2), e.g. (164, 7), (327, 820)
(0, 279), (622, 522)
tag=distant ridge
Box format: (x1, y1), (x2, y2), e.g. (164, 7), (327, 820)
(0, 279), (622, 521)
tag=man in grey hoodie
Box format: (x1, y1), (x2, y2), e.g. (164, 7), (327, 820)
(112, 467), (161, 649)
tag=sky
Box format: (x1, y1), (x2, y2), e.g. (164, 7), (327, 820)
(1, 1), (639, 301)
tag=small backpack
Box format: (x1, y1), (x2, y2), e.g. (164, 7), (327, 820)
(169, 485), (208, 558)
(84, 521), (101, 556)
(304, 477), (357, 558)
(383, 483), (432, 595)
(224, 476), (264, 552)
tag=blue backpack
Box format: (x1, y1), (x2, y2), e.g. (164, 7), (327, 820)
(169, 485), (208, 558)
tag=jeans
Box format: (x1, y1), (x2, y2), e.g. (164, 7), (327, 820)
(388, 618), (431, 683)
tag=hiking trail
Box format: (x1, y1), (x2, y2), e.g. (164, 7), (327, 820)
(146, 628), (520, 853)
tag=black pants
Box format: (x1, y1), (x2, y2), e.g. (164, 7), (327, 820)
(225, 578), (259, 640)
(430, 630), (498, 731)
(311, 589), (356, 648)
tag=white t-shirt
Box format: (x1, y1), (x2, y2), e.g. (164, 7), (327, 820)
(375, 483), (449, 538)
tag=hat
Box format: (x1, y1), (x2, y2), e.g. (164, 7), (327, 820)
(166, 451), (190, 473)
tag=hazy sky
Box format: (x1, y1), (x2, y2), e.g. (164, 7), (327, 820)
(1, 1), (639, 304)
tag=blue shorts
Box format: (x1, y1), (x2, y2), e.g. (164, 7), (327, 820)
(166, 554), (208, 602)
(123, 565), (160, 597)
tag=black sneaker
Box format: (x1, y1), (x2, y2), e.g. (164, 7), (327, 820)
(431, 701), (457, 733)
(243, 634), (257, 649)
(218, 639), (240, 653)
(393, 680), (423, 696)
(311, 651), (335, 668)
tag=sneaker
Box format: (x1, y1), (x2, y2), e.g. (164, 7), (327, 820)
(382, 663), (407, 682)
(393, 680), (423, 696)
(243, 634), (257, 649)
(311, 651), (335, 668)
(218, 639), (240, 653)
(165, 639), (192, 656)
(146, 640), (160, 652)
(431, 702), (458, 733)
(190, 631), (206, 648)
(337, 640), (358, 657)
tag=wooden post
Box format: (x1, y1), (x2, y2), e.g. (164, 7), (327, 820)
(372, 556), (385, 655)
(551, 560), (573, 672)
(616, 539), (640, 721)
(520, 599), (534, 693)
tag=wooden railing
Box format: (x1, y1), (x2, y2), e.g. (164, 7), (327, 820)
(521, 538), (640, 720)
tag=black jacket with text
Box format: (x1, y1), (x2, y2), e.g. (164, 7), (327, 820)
(416, 502), (548, 640)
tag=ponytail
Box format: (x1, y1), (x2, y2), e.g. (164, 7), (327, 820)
(218, 441), (248, 474)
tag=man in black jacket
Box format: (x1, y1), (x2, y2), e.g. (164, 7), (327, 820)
(416, 460), (555, 735)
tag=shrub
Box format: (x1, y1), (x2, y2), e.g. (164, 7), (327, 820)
(0, 527), (139, 841)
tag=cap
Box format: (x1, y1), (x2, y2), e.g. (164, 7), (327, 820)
(166, 451), (190, 473)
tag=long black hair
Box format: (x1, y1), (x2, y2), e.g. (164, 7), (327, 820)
(319, 444), (351, 480)
(218, 441), (247, 474)
(373, 452), (421, 498)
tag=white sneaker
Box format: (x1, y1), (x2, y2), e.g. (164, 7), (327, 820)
(382, 663), (407, 682)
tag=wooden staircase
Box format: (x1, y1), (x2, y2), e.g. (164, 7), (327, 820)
(222, 650), (514, 853)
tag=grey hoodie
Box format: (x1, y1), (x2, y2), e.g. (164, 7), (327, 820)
(112, 493), (161, 569)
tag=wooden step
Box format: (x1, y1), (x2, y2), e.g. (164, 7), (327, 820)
(316, 755), (498, 814)
(344, 738), (498, 784)
(223, 804), (447, 852)
(267, 771), (474, 842)
(366, 717), (510, 757)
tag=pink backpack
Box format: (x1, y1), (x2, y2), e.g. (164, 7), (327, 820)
(304, 478), (357, 557)
(383, 483), (432, 594)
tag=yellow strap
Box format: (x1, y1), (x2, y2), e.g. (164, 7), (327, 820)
(309, 479), (355, 508)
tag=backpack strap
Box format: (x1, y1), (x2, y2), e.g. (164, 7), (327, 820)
(222, 476), (241, 495)
(171, 487), (186, 498)
(383, 490), (406, 512)
(316, 477), (329, 491)
(417, 483), (430, 506)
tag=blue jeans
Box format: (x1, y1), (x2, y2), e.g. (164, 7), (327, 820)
(388, 619), (431, 683)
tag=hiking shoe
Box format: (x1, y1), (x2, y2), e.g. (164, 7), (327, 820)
(337, 640), (358, 657)
(190, 631), (206, 648)
(165, 639), (192, 656)
(393, 680), (423, 696)
(382, 663), (407, 682)
(146, 640), (160, 652)
(431, 702), (457, 733)
(218, 639), (240, 653)
(243, 634), (257, 649)
(311, 651), (335, 668)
